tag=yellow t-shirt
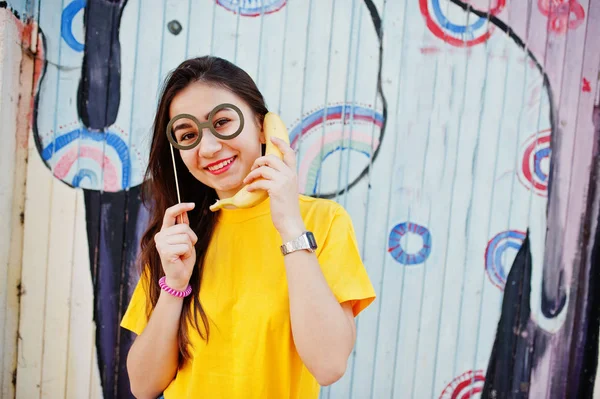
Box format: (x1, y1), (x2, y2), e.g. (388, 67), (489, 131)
(121, 195), (376, 398)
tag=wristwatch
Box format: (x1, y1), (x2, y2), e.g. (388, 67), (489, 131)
(280, 231), (318, 255)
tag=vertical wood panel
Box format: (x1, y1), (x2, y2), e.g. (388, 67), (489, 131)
(40, 175), (77, 398)
(0, 7), (29, 399)
(17, 133), (54, 399)
(65, 191), (96, 399)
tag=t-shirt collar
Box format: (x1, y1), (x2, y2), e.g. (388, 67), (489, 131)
(216, 196), (271, 223)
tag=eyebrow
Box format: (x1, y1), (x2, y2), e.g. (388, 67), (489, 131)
(171, 121), (198, 136)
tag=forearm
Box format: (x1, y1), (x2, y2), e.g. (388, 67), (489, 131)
(127, 290), (183, 398)
(284, 248), (355, 386)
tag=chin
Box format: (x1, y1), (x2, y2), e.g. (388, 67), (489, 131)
(218, 182), (244, 195)
(191, 169), (246, 195)
(209, 175), (242, 192)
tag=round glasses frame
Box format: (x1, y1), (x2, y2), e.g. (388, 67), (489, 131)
(165, 103), (245, 150)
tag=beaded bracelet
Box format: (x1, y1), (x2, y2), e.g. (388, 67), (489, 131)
(159, 276), (192, 298)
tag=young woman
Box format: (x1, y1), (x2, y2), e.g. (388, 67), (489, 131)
(121, 56), (376, 399)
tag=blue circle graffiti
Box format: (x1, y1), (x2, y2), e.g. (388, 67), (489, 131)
(388, 222), (432, 265)
(485, 230), (526, 290)
(431, 0), (486, 34)
(61, 0), (86, 52)
(420, 0), (506, 47)
(534, 147), (551, 182)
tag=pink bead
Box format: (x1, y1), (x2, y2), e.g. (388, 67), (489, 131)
(159, 276), (192, 298)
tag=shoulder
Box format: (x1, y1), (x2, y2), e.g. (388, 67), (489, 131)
(298, 194), (346, 216)
(298, 195), (353, 229)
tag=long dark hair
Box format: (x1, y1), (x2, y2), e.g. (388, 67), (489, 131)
(139, 56), (268, 363)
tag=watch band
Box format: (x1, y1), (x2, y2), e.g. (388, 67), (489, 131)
(280, 231), (318, 255)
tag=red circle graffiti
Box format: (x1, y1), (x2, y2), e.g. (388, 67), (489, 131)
(419, 0), (506, 47)
(519, 130), (551, 196)
(439, 370), (486, 399)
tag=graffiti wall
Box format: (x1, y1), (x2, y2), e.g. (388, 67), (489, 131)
(3, 0), (600, 397)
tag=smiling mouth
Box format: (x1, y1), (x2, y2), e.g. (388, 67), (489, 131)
(205, 156), (236, 173)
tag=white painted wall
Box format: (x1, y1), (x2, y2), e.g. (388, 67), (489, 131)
(2, 0), (600, 398)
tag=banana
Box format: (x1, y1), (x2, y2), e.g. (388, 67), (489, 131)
(209, 112), (290, 212)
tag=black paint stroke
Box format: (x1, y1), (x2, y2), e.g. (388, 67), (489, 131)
(0, 1), (22, 19)
(31, 29), (52, 170)
(77, 0), (127, 130)
(448, 0), (567, 323)
(317, 0), (388, 199)
(573, 105), (600, 399)
(84, 186), (146, 399)
(482, 230), (534, 398)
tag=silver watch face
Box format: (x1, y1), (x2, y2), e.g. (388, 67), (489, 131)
(306, 232), (317, 250)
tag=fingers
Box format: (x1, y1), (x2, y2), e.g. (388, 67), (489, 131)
(270, 137), (297, 169)
(159, 223), (198, 244)
(156, 234), (194, 261)
(251, 154), (287, 172)
(165, 233), (193, 246)
(162, 202), (195, 229)
(165, 244), (193, 260)
(243, 165), (277, 185)
(246, 178), (271, 192)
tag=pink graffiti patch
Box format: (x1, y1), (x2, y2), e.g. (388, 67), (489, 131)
(439, 370), (485, 399)
(53, 146), (120, 191)
(538, 0), (585, 34)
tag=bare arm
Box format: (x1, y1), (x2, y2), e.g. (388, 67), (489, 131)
(126, 202), (198, 398)
(244, 138), (357, 386)
(281, 227), (356, 387)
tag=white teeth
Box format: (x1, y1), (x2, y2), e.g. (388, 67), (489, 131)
(207, 157), (234, 171)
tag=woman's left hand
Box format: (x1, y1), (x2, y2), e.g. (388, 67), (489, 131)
(243, 137), (305, 241)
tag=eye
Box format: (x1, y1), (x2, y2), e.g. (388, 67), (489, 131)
(180, 132), (197, 142)
(214, 118), (231, 128)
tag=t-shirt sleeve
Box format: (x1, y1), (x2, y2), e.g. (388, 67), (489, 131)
(317, 205), (376, 317)
(120, 271), (151, 336)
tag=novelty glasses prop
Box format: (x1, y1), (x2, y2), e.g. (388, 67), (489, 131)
(166, 103), (245, 204)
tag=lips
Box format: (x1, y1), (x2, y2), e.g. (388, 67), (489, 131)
(205, 156), (236, 174)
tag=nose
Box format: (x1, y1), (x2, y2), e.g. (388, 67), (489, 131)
(197, 129), (222, 158)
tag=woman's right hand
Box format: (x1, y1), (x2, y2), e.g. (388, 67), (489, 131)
(154, 202), (198, 291)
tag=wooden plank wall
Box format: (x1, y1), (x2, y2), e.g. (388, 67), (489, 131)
(0, 8), (22, 399)
(1, 0), (600, 398)
(0, 4), (36, 398)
